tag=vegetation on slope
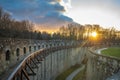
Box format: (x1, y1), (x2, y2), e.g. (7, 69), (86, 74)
(101, 47), (120, 58)
(55, 64), (81, 80)
(73, 66), (86, 80)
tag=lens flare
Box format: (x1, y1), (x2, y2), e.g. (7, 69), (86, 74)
(91, 31), (97, 37)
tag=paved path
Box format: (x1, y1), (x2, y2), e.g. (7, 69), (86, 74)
(106, 71), (120, 80)
(95, 48), (108, 54)
(66, 65), (85, 80)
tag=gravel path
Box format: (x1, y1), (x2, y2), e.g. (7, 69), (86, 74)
(66, 65), (85, 80)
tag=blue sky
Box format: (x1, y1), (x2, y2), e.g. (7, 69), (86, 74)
(0, 0), (73, 29)
(0, 0), (120, 30)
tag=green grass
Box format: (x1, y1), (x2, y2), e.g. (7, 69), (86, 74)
(101, 47), (120, 58)
(55, 64), (81, 80)
(73, 68), (86, 80)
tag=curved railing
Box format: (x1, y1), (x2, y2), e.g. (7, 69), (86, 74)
(8, 46), (77, 80)
(7, 41), (120, 80)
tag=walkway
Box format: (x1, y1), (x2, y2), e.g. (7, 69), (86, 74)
(106, 71), (120, 80)
(95, 48), (108, 54)
(66, 65), (85, 80)
(0, 60), (22, 80)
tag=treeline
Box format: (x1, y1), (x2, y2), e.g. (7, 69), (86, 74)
(0, 7), (120, 42)
(0, 7), (52, 40)
(58, 23), (120, 42)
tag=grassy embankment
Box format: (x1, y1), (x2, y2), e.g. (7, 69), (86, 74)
(101, 47), (120, 58)
(55, 64), (81, 80)
(72, 67), (86, 80)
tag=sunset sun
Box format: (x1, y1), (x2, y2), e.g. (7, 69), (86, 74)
(91, 31), (97, 37)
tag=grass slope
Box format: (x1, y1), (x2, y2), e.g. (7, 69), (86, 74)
(55, 64), (81, 80)
(101, 47), (120, 58)
(73, 68), (86, 80)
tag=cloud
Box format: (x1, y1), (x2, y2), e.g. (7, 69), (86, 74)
(0, 0), (73, 29)
(71, 0), (120, 16)
(63, 0), (72, 8)
(68, 0), (120, 30)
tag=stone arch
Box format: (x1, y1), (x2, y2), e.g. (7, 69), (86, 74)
(29, 46), (31, 52)
(38, 45), (40, 49)
(46, 44), (48, 48)
(23, 47), (26, 54)
(49, 44), (52, 47)
(34, 46), (36, 51)
(5, 50), (10, 61)
(16, 48), (20, 57)
(54, 44), (56, 47)
(42, 45), (44, 48)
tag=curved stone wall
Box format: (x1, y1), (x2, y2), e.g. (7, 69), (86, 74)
(0, 39), (78, 76)
(28, 47), (87, 80)
(86, 46), (120, 80)
(2, 39), (119, 80)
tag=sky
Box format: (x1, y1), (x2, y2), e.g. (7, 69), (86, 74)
(0, 0), (120, 31)
(66, 0), (120, 30)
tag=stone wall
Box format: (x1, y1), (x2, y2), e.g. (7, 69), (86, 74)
(28, 47), (87, 80)
(86, 45), (120, 80)
(2, 39), (119, 80)
(0, 39), (78, 75)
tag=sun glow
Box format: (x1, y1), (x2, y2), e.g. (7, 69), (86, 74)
(91, 31), (97, 37)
